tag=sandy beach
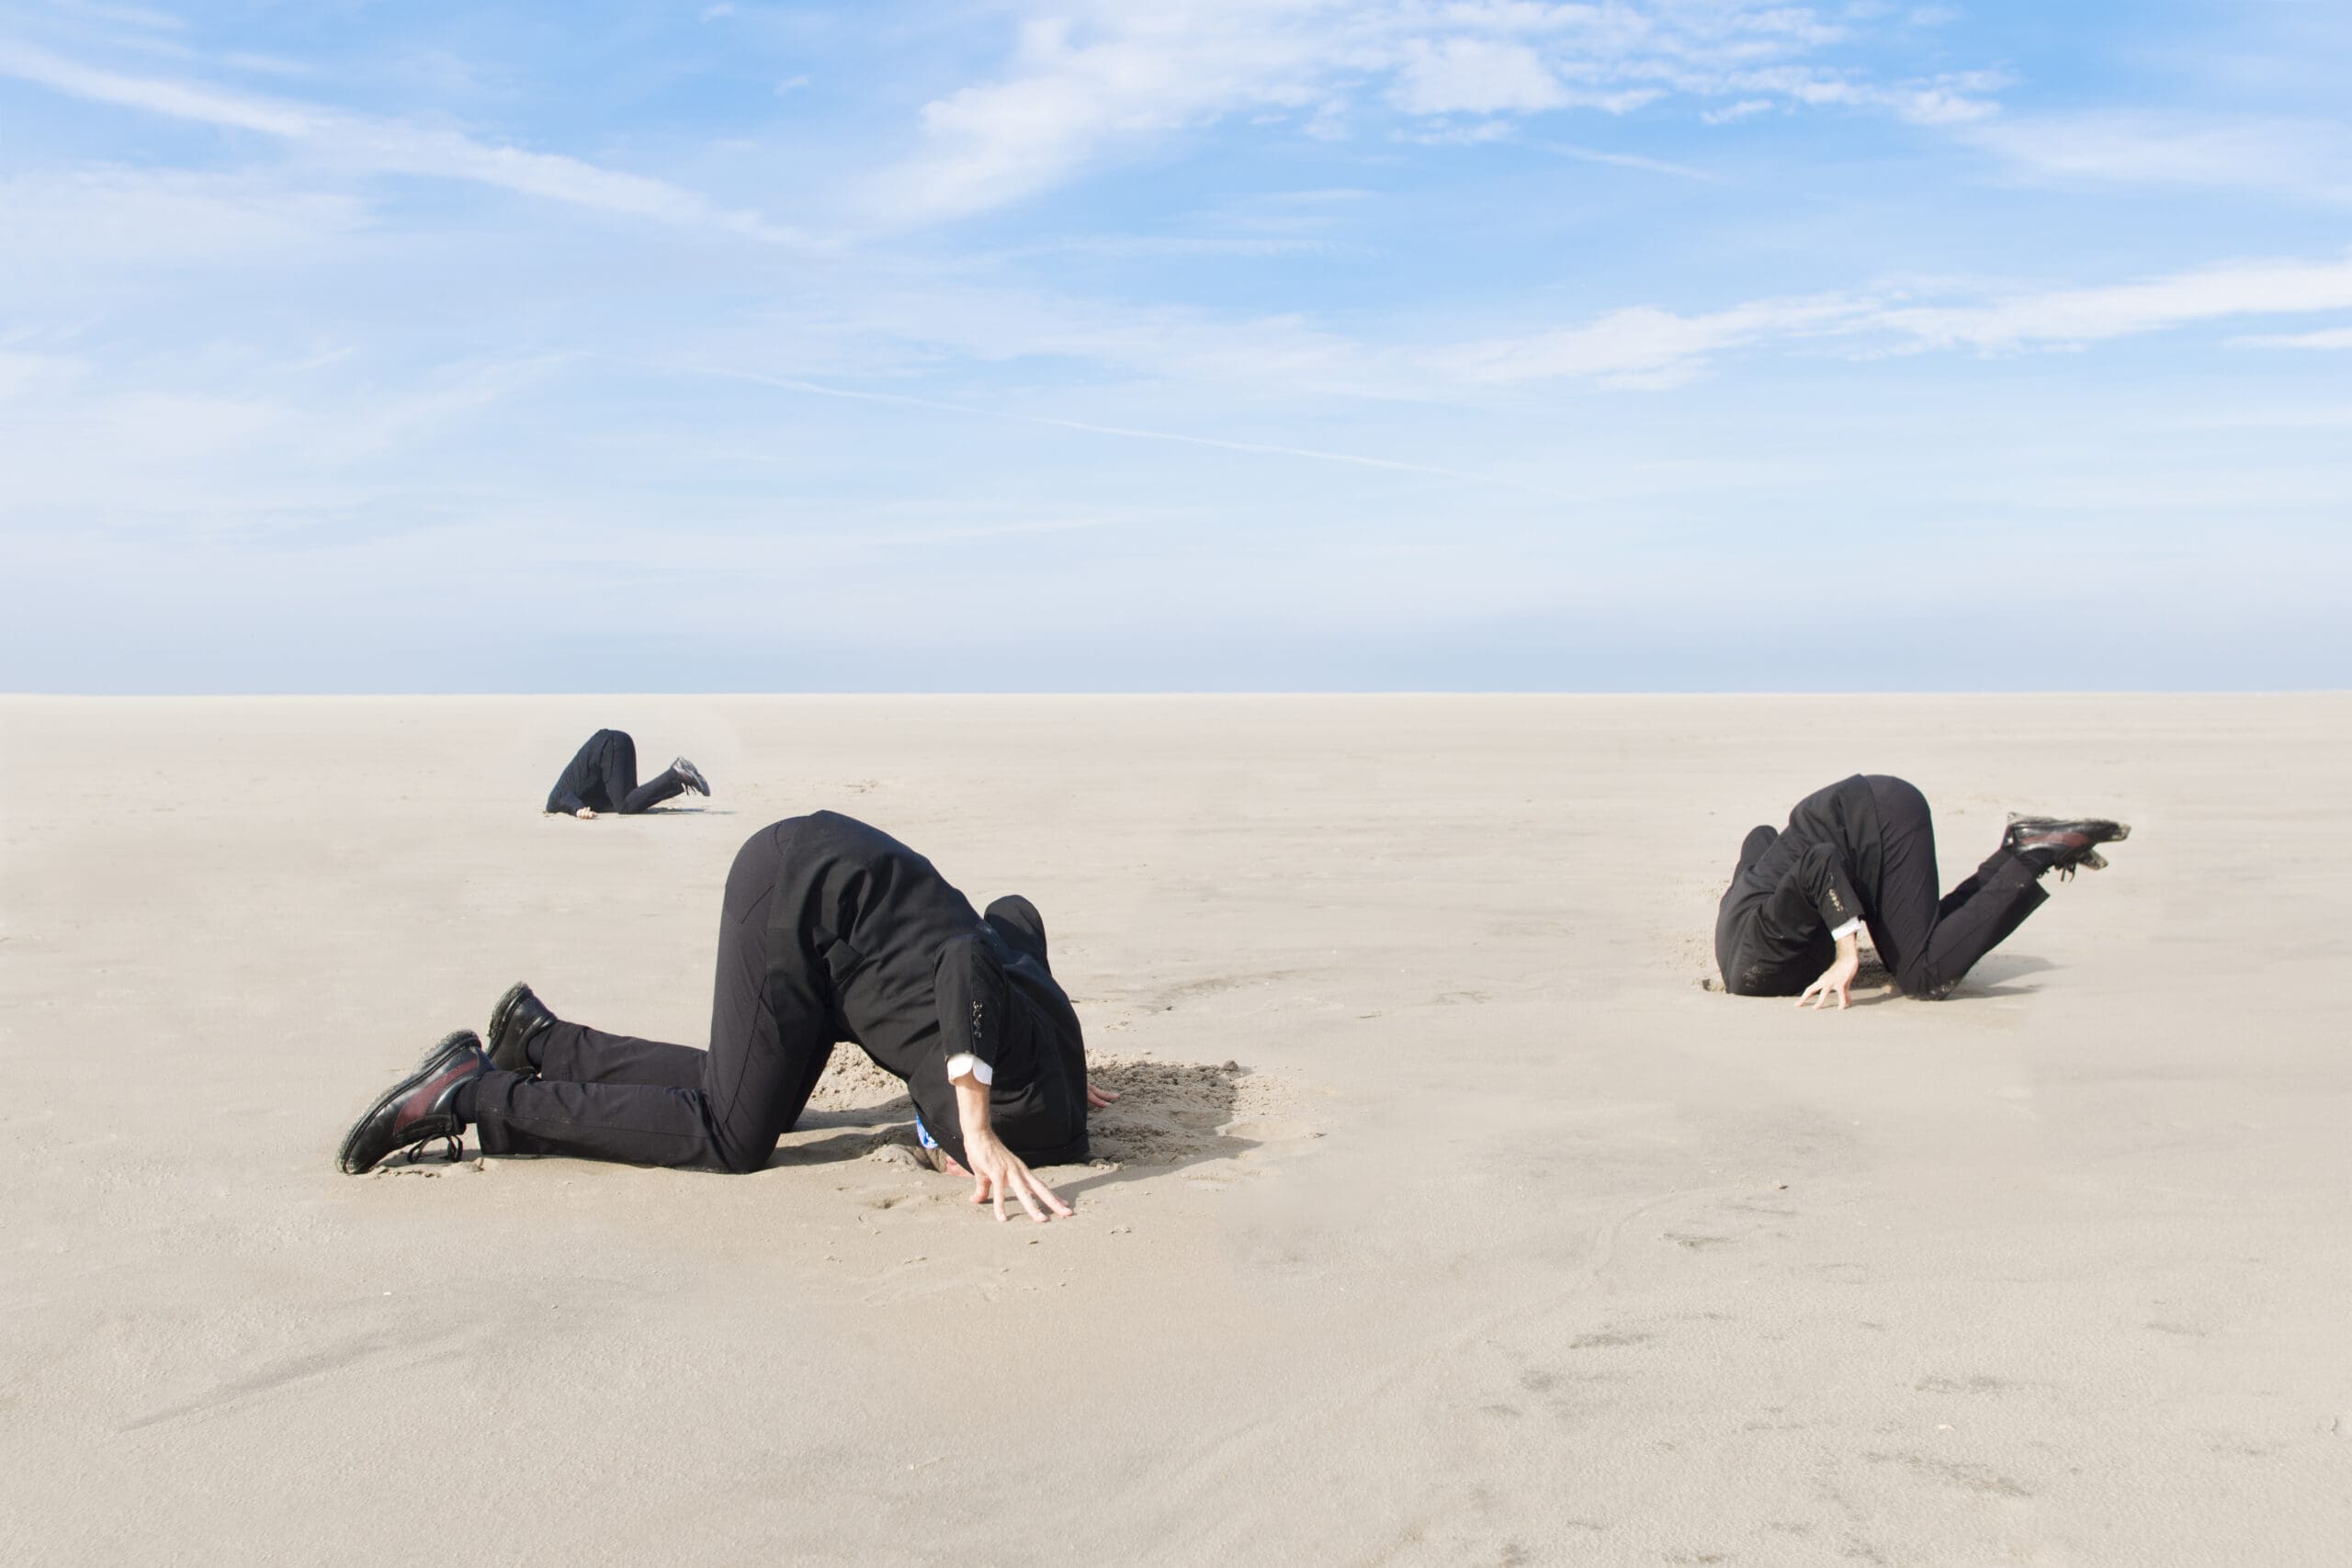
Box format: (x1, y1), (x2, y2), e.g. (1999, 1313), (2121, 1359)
(3, 693), (2346, 1566)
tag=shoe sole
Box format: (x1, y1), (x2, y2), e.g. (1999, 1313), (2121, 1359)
(2007, 814), (2132, 842)
(337, 1029), (480, 1175)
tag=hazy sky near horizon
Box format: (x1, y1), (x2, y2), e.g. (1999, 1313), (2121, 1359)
(3, 0), (2347, 692)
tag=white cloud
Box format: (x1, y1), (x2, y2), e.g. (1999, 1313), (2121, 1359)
(1392, 37), (1565, 115)
(1443, 253), (2352, 384)
(1877, 254), (2352, 351)
(874, 1), (2004, 220)
(0, 37), (316, 132)
(877, 6), (1339, 220)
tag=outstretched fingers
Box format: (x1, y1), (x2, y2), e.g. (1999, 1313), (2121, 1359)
(1023, 1168), (1072, 1220)
(1796, 973), (1850, 1010)
(967, 1155), (1074, 1224)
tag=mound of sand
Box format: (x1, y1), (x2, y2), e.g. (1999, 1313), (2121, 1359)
(806, 1048), (914, 1112)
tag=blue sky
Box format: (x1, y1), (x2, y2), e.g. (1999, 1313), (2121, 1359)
(2, 0), (2346, 692)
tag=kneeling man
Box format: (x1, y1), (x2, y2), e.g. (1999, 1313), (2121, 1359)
(1717, 774), (2130, 1008)
(339, 811), (1110, 1222)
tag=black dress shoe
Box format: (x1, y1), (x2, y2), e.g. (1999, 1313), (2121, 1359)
(486, 982), (557, 1075)
(672, 757), (710, 797)
(338, 1031), (490, 1175)
(2004, 815), (2132, 878)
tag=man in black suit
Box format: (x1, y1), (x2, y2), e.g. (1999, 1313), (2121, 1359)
(339, 812), (1111, 1222)
(1716, 774), (2130, 1008)
(544, 728), (710, 818)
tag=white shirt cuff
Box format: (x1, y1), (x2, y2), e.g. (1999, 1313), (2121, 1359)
(945, 1053), (993, 1086)
(1829, 917), (1865, 943)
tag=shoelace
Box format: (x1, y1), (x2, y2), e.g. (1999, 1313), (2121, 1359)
(395, 1134), (465, 1167)
(2058, 849), (2108, 880)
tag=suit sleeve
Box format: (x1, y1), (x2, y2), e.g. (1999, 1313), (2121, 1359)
(1794, 840), (1865, 935)
(933, 932), (1009, 1083)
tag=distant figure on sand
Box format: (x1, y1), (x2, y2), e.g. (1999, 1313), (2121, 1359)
(544, 728), (709, 818)
(1717, 774), (2130, 1009)
(338, 811), (1115, 1222)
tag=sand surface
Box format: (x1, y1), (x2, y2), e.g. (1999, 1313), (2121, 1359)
(3, 694), (2347, 1566)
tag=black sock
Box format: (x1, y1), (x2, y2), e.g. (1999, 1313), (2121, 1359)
(449, 1077), (483, 1124)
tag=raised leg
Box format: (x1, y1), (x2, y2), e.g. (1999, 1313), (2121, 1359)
(1863, 776), (2047, 999)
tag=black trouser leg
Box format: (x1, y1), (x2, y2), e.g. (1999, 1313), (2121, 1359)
(592, 730), (639, 808)
(619, 769), (685, 814)
(471, 823), (836, 1170)
(594, 730), (685, 814)
(535, 1021), (707, 1086)
(1863, 776), (2048, 999)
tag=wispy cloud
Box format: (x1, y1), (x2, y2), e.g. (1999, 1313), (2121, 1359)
(1876, 254), (2352, 351)
(1445, 296), (1871, 387)
(1961, 111), (2352, 205)
(2231, 326), (2352, 352)
(653, 360), (1566, 497)
(1393, 37), (1585, 116)
(0, 165), (368, 269)
(0, 38), (806, 239)
(1445, 253), (2352, 384)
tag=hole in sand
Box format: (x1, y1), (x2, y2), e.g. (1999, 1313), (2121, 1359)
(802, 1051), (1310, 1172)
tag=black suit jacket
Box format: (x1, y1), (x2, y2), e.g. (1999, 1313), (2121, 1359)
(1714, 775), (1883, 995)
(767, 811), (1087, 1163)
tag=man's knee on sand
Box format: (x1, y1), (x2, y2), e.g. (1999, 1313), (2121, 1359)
(711, 1136), (778, 1176)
